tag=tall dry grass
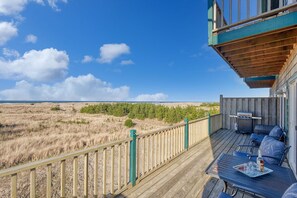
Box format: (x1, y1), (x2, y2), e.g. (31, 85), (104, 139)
(0, 103), (170, 169)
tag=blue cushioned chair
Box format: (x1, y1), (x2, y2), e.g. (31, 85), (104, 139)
(233, 136), (290, 166)
(250, 125), (284, 146)
(219, 183), (297, 198)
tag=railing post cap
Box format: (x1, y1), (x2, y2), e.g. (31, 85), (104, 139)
(184, 118), (189, 122)
(130, 129), (137, 137)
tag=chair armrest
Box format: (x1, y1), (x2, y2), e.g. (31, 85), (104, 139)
(235, 144), (256, 153)
(236, 144), (254, 150)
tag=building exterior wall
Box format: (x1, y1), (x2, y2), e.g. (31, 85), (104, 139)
(270, 45), (297, 174)
(271, 45), (297, 94)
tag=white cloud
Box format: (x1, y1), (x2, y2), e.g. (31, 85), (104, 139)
(0, 22), (18, 45)
(46, 0), (67, 11)
(120, 59), (134, 65)
(98, 43), (130, 64)
(0, 48), (69, 82)
(25, 34), (37, 43)
(0, 0), (67, 16)
(0, 0), (27, 16)
(2, 48), (20, 58)
(135, 93), (168, 101)
(82, 55), (93, 63)
(0, 74), (130, 101)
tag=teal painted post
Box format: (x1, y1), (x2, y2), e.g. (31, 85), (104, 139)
(208, 113), (211, 136)
(207, 0), (214, 45)
(184, 118), (189, 150)
(129, 129), (137, 186)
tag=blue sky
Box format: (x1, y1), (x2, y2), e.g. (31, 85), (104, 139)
(0, 0), (268, 101)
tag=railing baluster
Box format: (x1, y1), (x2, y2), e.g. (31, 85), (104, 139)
(163, 131), (167, 162)
(102, 148), (107, 196)
(11, 174), (17, 198)
(279, 0), (283, 7)
(151, 135), (153, 169)
(258, 0), (262, 15)
(142, 137), (146, 174)
(73, 157), (78, 198)
(61, 160), (66, 198)
(213, 0), (217, 30)
(84, 154), (89, 197)
(158, 132), (161, 164)
(46, 164), (52, 198)
(146, 136), (151, 172)
(118, 144), (121, 190)
(162, 132), (165, 162)
(30, 169), (36, 198)
(268, 0), (271, 11)
(154, 134), (157, 167)
(247, 0), (250, 18)
(111, 146), (115, 194)
(151, 134), (154, 168)
(94, 151), (98, 197)
(238, 0), (241, 21)
(137, 138), (140, 178)
(221, 0), (225, 27)
(125, 142), (128, 186)
(170, 129), (173, 158)
(229, 0), (232, 24)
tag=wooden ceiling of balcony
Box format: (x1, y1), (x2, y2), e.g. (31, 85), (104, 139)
(214, 27), (297, 79)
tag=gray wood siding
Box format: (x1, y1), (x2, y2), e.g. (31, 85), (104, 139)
(220, 96), (279, 130)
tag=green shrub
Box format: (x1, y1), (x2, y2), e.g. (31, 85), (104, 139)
(124, 119), (135, 128)
(51, 105), (61, 111)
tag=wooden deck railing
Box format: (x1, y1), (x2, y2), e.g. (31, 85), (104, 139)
(0, 138), (131, 197)
(212, 0), (297, 33)
(0, 114), (222, 197)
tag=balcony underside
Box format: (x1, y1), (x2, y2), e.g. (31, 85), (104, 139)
(210, 11), (297, 88)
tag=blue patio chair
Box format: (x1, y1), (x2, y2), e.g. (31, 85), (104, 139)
(233, 136), (290, 166)
(218, 182), (297, 198)
(250, 125), (285, 146)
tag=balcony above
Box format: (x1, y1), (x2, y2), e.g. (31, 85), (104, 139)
(208, 0), (297, 88)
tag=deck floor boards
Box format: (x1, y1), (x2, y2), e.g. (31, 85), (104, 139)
(119, 129), (265, 198)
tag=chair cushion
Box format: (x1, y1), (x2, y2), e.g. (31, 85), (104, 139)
(259, 136), (286, 165)
(250, 133), (265, 144)
(218, 192), (232, 198)
(254, 124), (275, 135)
(269, 125), (283, 140)
(282, 183), (297, 198)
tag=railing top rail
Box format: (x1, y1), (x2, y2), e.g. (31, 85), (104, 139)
(0, 137), (131, 178)
(213, 2), (297, 33)
(137, 122), (186, 138)
(209, 113), (222, 118)
(188, 116), (209, 124)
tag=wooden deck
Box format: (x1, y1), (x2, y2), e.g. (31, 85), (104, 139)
(118, 129), (260, 198)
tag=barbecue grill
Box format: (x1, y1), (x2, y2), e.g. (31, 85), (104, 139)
(229, 112), (262, 134)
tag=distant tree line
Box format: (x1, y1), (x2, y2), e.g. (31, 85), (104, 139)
(80, 103), (219, 124)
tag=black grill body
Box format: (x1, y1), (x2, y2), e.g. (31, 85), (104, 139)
(236, 112), (253, 134)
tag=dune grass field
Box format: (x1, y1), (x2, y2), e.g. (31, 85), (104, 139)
(0, 102), (220, 169)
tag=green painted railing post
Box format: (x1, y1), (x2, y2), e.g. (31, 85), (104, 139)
(129, 129), (137, 186)
(184, 118), (189, 150)
(208, 113), (211, 136)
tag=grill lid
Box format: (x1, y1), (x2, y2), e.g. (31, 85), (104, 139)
(237, 112), (253, 118)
